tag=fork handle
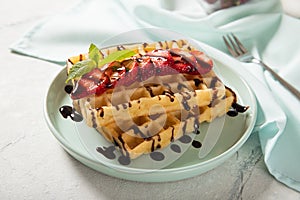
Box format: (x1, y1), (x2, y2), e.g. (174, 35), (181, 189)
(253, 58), (300, 100)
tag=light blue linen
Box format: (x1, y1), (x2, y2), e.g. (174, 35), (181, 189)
(11, 0), (300, 191)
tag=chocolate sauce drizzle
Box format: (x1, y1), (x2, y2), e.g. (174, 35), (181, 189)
(61, 69), (248, 166)
(163, 90), (175, 102)
(64, 85), (73, 94)
(227, 102), (249, 117)
(118, 154), (131, 165)
(59, 85), (84, 122)
(150, 152), (165, 161)
(96, 107), (104, 117)
(192, 140), (202, 149)
(177, 82), (188, 91)
(145, 85), (155, 97)
(181, 91), (192, 111)
(170, 144), (181, 153)
(178, 135), (192, 144)
(95, 145), (131, 165)
(209, 76), (219, 88)
(96, 146), (116, 159)
(193, 79), (202, 87)
(59, 106), (83, 122)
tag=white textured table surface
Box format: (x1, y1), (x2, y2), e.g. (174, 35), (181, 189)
(1, 0), (300, 199)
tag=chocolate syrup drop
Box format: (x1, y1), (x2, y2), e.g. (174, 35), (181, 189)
(150, 152), (165, 161)
(177, 83), (187, 91)
(118, 155), (131, 165)
(59, 105), (72, 118)
(182, 100), (190, 111)
(178, 135), (192, 144)
(163, 91), (175, 102)
(180, 91), (192, 111)
(170, 144), (181, 153)
(227, 103), (249, 117)
(193, 79), (202, 87)
(96, 107), (104, 117)
(149, 113), (160, 120)
(227, 109), (238, 117)
(146, 85), (155, 97)
(96, 146), (116, 159)
(170, 126), (175, 142)
(232, 103), (249, 113)
(209, 77), (218, 88)
(64, 85), (73, 94)
(122, 103), (127, 109)
(192, 140), (202, 148)
(59, 106), (83, 122)
(195, 129), (201, 135)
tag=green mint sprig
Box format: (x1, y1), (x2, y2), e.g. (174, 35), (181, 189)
(66, 43), (136, 83)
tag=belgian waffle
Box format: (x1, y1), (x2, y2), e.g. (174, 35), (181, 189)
(67, 40), (237, 159)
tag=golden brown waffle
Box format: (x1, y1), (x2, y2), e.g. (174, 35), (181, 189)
(67, 40), (237, 159)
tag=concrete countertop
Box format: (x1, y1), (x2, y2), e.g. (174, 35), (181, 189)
(1, 0), (299, 199)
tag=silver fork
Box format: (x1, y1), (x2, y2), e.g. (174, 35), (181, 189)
(223, 33), (300, 100)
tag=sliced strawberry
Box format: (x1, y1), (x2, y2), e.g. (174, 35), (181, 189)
(169, 49), (199, 73)
(104, 61), (126, 83)
(84, 67), (103, 80)
(71, 68), (103, 99)
(172, 61), (198, 75)
(95, 74), (112, 95)
(146, 50), (177, 76)
(169, 49), (196, 63)
(70, 48), (214, 99)
(139, 57), (157, 81)
(71, 79), (96, 99)
(169, 49), (213, 75)
(190, 50), (213, 74)
(118, 60), (139, 86)
(153, 58), (178, 76)
(145, 49), (173, 60)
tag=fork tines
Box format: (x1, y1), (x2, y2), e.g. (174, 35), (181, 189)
(223, 33), (248, 57)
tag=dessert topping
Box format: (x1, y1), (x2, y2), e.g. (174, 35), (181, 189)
(68, 44), (214, 99)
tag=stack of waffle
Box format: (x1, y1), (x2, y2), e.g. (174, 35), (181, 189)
(67, 40), (236, 159)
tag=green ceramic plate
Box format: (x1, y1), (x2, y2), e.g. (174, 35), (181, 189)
(44, 41), (257, 182)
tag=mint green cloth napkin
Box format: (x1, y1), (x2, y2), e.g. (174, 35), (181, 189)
(11, 0), (300, 191)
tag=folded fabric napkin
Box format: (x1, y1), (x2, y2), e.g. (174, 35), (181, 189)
(11, 0), (300, 191)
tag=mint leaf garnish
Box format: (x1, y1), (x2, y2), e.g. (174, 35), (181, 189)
(65, 59), (96, 83)
(66, 43), (136, 83)
(98, 49), (136, 67)
(89, 43), (102, 66)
